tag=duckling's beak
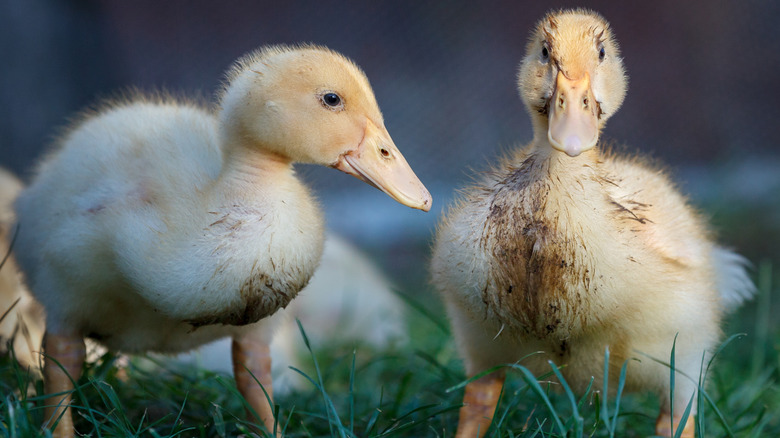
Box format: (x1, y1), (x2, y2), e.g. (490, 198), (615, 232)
(333, 121), (432, 212)
(548, 71), (599, 157)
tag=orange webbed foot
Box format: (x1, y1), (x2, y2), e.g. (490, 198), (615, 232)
(655, 412), (695, 438)
(454, 373), (505, 438)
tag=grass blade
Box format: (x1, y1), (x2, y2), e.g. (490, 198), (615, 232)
(506, 363), (566, 436)
(669, 333), (678, 435)
(673, 393), (695, 438)
(349, 348), (356, 435)
(295, 319), (347, 437)
(611, 359), (630, 433)
(548, 360), (583, 437)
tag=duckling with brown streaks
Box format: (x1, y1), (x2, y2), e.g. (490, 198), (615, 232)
(431, 9), (753, 438)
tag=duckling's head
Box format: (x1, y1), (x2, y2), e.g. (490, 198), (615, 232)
(518, 9), (627, 157)
(219, 44), (431, 211)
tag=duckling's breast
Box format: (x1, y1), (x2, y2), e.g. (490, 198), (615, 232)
(436, 156), (615, 343)
(184, 193), (325, 328)
(480, 176), (600, 339)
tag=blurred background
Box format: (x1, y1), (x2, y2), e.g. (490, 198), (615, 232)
(1, 0), (778, 304)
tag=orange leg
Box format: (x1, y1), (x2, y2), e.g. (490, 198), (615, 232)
(43, 332), (85, 438)
(455, 373), (505, 438)
(655, 412), (695, 438)
(232, 335), (276, 435)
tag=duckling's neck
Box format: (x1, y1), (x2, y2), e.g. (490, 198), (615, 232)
(212, 142), (297, 201)
(523, 137), (606, 231)
(531, 135), (601, 175)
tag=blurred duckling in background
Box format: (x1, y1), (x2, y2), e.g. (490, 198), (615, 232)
(431, 9), (753, 438)
(0, 168), (45, 374)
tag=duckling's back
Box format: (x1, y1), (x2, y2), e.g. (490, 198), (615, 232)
(13, 100), (220, 334)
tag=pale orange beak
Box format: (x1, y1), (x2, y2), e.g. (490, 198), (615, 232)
(333, 120), (432, 212)
(548, 71), (600, 157)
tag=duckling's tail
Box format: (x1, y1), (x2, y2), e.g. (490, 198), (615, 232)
(712, 246), (756, 310)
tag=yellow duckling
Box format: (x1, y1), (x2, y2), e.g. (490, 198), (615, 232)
(431, 9), (753, 438)
(14, 44), (431, 437)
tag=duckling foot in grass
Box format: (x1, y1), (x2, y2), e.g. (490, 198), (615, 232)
(42, 332), (85, 438)
(655, 412), (695, 438)
(455, 373), (505, 438)
(232, 334), (278, 436)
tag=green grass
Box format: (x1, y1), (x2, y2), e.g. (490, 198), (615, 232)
(1, 263), (777, 437)
(2, 195), (779, 438)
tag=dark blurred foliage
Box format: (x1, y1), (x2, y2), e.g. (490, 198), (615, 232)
(1, 0), (778, 261)
(3, 1), (779, 171)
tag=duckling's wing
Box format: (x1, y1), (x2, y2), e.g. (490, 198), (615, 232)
(603, 155), (756, 310)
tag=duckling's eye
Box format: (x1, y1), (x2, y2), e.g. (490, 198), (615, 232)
(598, 44), (605, 62)
(321, 92), (342, 108)
(541, 45), (550, 63)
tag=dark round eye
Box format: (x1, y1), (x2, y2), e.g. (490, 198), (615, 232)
(598, 45), (605, 62)
(322, 92), (341, 107)
(541, 45), (550, 62)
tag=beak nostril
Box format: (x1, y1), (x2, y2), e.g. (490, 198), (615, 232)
(583, 97), (589, 108)
(380, 148), (390, 158)
(558, 97), (565, 108)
